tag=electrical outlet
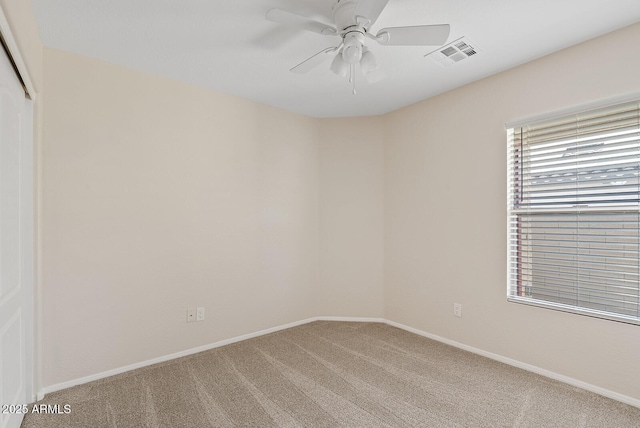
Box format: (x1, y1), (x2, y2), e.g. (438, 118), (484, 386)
(453, 303), (462, 318)
(187, 308), (195, 323)
(197, 307), (205, 321)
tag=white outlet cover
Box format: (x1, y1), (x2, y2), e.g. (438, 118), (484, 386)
(197, 307), (205, 321)
(453, 303), (462, 317)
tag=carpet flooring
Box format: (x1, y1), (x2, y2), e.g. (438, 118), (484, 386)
(21, 321), (640, 427)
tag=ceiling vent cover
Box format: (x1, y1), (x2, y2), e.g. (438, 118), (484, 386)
(426, 37), (480, 67)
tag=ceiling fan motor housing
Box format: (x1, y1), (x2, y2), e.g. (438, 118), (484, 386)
(333, 0), (368, 65)
(333, 0), (361, 32)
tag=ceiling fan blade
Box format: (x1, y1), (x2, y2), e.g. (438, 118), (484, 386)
(354, 0), (390, 27)
(290, 47), (337, 74)
(266, 8), (337, 36)
(376, 24), (450, 46)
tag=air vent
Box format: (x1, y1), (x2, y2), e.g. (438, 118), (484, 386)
(426, 37), (480, 67)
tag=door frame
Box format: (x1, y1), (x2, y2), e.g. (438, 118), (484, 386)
(0, 4), (38, 404)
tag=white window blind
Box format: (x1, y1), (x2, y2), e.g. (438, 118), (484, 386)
(507, 100), (640, 325)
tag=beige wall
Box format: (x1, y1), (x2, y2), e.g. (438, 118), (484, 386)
(384, 22), (640, 400)
(42, 48), (321, 387)
(41, 48), (387, 389)
(318, 118), (385, 318)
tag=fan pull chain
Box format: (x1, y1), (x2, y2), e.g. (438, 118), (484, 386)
(350, 64), (357, 95)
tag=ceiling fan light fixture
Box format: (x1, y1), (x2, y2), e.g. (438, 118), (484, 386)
(330, 54), (349, 77)
(342, 31), (365, 64)
(360, 48), (378, 74)
(342, 44), (362, 64)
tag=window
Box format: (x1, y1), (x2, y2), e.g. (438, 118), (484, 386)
(507, 99), (640, 324)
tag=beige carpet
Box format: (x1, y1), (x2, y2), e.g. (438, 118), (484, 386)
(22, 321), (640, 427)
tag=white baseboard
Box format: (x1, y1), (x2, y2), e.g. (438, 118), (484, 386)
(41, 316), (640, 409)
(384, 319), (640, 409)
(317, 316), (386, 323)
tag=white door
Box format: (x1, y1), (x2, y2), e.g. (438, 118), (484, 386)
(0, 42), (33, 428)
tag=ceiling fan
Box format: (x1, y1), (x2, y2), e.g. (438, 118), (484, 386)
(265, 0), (451, 93)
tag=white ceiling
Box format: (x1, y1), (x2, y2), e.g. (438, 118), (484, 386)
(31, 0), (640, 118)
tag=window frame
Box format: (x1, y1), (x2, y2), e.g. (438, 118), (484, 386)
(506, 95), (640, 325)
